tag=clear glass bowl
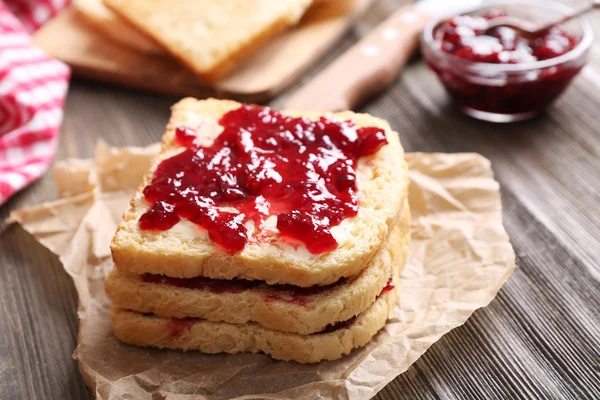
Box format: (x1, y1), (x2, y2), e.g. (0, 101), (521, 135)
(421, 0), (594, 123)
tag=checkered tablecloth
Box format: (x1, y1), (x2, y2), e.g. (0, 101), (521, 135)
(0, 0), (71, 205)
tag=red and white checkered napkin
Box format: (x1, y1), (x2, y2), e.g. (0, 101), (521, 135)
(0, 0), (71, 205)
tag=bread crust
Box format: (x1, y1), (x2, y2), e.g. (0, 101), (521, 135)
(107, 203), (409, 334)
(110, 98), (410, 287)
(74, 0), (163, 54)
(103, 0), (314, 82)
(110, 274), (399, 364)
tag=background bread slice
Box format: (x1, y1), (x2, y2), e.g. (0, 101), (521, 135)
(103, 0), (313, 82)
(74, 0), (163, 54)
(110, 273), (399, 364)
(111, 98), (409, 286)
(107, 203), (409, 334)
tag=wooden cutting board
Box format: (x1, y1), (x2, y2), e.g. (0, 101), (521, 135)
(33, 0), (374, 103)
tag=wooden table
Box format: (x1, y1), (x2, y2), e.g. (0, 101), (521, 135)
(1, 1), (599, 398)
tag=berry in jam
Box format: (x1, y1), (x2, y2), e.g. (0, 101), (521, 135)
(139, 105), (388, 254)
(423, 8), (590, 121)
(436, 10), (577, 64)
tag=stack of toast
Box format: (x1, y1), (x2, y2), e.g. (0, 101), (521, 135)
(107, 98), (411, 363)
(72, 0), (315, 82)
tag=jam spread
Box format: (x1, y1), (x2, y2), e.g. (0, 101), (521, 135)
(264, 279), (348, 306)
(426, 9), (585, 117)
(142, 273), (346, 298)
(164, 314), (358, 337)
(376, 277), (395, 299)
(318, 316), (358, 334)
(139, 105), (387, 254)
(166, 318), (195, 337)
(437, 11), (577, 63)
(143, 272), (394, 308)
(142, 273), (259, 293)
(155, 278), (396, 337)
(142, 272), (346, 305)
(269, 278), (346, 296)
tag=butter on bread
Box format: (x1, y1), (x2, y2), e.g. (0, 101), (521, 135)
(74, 0), (163, 54)
(110, 98), (410, 287)
(110, 273), (399, 364)
(103, 0), (314, 82)
(107, 204), (409, 335)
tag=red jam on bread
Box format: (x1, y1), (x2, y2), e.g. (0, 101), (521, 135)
(142, 272), (392, 308)
(164, 313), (360, 337)
(376, 277), (395, 299)
(142, 273), (260, 294)
(139, 105), (388, 254)
(159, 276), (395, 337)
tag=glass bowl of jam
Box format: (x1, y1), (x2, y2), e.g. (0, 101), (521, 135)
(421, 0), (594, 122)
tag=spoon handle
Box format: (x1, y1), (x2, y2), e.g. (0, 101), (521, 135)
(285, 6), (431, 112)
(551, 0), (599, 28)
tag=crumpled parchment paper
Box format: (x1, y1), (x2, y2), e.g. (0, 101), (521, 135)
(9, 141), (515, 400)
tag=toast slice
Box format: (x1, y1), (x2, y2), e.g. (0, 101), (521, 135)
(103, 0), (313, 82)
(107, 202), (409, 334)
(74, 0), (163, 54)
(110, 272), (399, 364)
(111, 98), (409, 286)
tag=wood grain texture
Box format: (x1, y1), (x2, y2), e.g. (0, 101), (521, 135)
(1, 0), (599, 398)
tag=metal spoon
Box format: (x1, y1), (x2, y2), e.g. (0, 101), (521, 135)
(483, 0), (600, 36)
